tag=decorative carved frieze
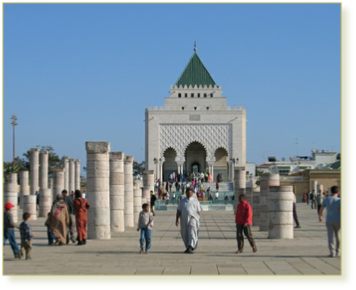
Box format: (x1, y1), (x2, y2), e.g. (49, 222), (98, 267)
(160, 124), (230, 161)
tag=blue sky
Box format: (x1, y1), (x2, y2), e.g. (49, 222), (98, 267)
(3, 3), (340, 168)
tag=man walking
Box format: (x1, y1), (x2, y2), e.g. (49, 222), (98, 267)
(316, 189), (324, 215)
(319, 185), (340, 257)
(293, 192), (301, 228)
(235, 194), (257, 254)
(310, 190), (317, 209)
(150, 190), (156, 216)
(176, 188), (202, 253)
(62, 189), (76, 244)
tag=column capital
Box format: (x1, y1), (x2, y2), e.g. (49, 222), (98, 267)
(86, 141), (110, 154)
(109, 152), (125, 161)
(175, 156), (185, 162)
(124, 156), (134, 163)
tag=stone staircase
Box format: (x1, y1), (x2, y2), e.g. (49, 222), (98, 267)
(199, 182), (234, 192)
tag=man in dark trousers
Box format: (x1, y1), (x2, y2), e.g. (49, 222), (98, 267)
(293, 192), (301, 228)
(62, 189), (76, 244)
(235, 194), (257, 254)
(150, 190), (157, 216)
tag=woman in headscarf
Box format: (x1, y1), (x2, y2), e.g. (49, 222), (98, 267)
(73, 190), (90, 245)
(49, 194), (69, 245)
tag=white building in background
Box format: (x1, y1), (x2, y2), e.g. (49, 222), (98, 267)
(145, 49), (246, 182)
(257, 149), (340, 175)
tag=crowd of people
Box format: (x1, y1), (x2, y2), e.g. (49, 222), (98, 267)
(4, 183), (340, 259)
(153, 172), (228, 204)
(4, 189), (90, 260)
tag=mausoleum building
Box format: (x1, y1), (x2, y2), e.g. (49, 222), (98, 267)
(145, 51), (246, 182)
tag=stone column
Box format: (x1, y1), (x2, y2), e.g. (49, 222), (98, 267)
(39, 150), (48, 189)
(207, 161), (214, 183)
(20, 170), (30, 210)
(62, 156), (69, 191)
(23, 195), (37, 221)
(230, 161), (235, 182)
(252, 186), (260, 226)
(234, 167), (246, 214)
(311, 180), (318, 194)
(52, 168), (65, 200)
(68, 158), (75, 194)
(4, 173), (19, 223)
(39, 150), (50, 217)
(86, 142), (111, 239)
(259, 174), (280, 231)
(124, 156), (134, 227)
(75, 159), (81, 191)
(154, 159), (159, 180)
(134, 179), (142, 225)
(29, 148), (39, 196)
(177, 162), (184, 178)
(109, 152), (125, 233)
(159, 157), (165, 183)
(39, 189), (52, 217)
(268, 186), (294, 239)
(142, 170), (154, 206)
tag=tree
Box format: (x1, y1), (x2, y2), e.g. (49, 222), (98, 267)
(133, 161), (145, 175)
(3, 157), (24, 182)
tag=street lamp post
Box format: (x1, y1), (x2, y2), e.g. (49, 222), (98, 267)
(11, 115), (18, 166)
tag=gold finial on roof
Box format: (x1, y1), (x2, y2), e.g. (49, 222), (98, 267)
(194, 41), (197, 52)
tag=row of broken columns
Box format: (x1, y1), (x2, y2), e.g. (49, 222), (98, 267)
(234, 168), (295, 239)
(3, 148), (81, 223)
(85, 142), (155, 240)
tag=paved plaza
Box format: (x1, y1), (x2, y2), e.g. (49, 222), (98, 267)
(2, 203), (341, 276)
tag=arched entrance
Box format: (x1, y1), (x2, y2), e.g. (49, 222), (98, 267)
(214, 148), (229, 182)
(162, 148), (177, 181)
(192, 162), (200, 173)
(184, 142), (207, 176)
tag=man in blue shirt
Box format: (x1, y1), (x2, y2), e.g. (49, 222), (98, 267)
(319, 186), (340, 257)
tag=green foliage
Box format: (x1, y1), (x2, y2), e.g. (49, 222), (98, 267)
(133, 161), (145, 175)
(255, 169), (265, 176)
(3, 157), (23, 182)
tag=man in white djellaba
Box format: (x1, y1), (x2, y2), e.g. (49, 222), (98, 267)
(175, 188), (202, 254)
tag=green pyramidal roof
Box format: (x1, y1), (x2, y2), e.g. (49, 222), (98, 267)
(175, 53), (216, 87)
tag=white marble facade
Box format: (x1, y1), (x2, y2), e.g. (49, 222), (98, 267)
(145, 53), (246, 182)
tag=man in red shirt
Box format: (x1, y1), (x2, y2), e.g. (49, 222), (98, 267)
(235, 194), (257, 254)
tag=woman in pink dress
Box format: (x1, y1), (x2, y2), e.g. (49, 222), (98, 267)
(208, 173), (212, 183)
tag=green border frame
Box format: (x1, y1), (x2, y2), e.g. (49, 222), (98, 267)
(1, 1), (355, 289)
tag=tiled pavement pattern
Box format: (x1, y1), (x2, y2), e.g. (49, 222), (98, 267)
(2, 203), (341, 275)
